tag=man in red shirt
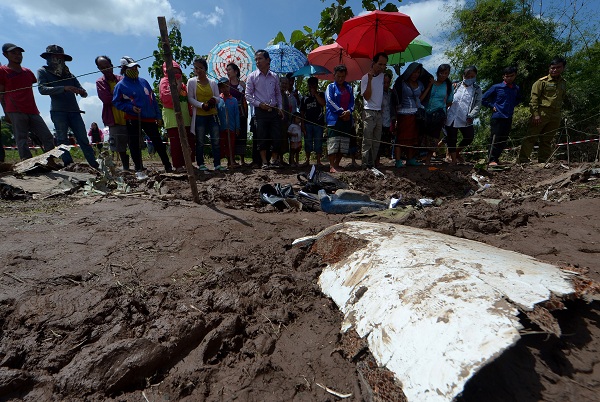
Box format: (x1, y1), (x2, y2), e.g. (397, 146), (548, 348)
(0, 43), (55, 160)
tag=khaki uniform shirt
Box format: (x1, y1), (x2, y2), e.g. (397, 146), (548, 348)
(530, 75), (567, 117)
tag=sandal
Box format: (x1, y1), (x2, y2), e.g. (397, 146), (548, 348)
(406, 158), (422, 166)
(395, 160), (406, 168)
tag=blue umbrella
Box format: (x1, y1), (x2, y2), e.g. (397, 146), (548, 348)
(291, 64), (332, 78)
(264, 42), (308, 74)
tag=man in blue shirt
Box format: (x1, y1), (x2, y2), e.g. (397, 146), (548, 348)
(482, 66), (521, 166)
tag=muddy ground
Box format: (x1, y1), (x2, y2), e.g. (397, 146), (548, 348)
(0, 158), (599, 402)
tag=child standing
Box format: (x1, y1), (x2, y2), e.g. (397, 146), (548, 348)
(288, 112), (302, 167)
(217, 78), (240, 169)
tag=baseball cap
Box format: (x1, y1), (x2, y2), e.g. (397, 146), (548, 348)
(2, 43), (25, 53)
(218, 77), (229, 85)
(120, 56), (140, 68)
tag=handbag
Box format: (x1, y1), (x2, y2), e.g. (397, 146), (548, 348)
(429, 109), (446, 124)
(415, 107), (427, 122)
(297, 169), (348, 194)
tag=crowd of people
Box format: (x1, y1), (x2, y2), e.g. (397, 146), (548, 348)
(0, 42), (567, 175)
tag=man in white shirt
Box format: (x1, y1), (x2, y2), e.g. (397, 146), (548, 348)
(360, 52), (388, 168)
(444, 66), (482, 164)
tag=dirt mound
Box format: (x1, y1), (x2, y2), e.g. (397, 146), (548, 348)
(0, 160), (599, 401)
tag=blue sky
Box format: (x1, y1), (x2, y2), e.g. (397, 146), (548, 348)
(0, 0), (592, 131)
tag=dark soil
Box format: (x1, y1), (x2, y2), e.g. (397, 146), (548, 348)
(0, 158), (599, 401)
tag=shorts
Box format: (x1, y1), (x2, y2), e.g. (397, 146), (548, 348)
(290, 141), (302, 151)
(327, 136), (350, 155)
(108, 125), (129, 152)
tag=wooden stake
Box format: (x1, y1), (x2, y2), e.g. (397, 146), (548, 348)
(564, 118), (570, 167)
(157, 16), (200, 204)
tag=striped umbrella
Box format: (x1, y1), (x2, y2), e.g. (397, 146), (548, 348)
(207, 39), (256, 81)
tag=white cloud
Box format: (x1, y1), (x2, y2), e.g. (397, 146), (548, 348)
(0, 0), (181, 35)
(82, 81), (96, 92)
(40, 111), (53, 132)
(398, 0), (463, 40)
(193, 6), (224, 26)
(397, 0), (466, 73)
(79, 95), (104, 130)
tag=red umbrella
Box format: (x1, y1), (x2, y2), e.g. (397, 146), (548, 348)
(336, 10), (420, 59)
(307, 42), (372, 82)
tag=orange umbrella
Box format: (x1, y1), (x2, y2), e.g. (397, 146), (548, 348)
(307, 42), (372, 82)
(336, 10), (420, 59)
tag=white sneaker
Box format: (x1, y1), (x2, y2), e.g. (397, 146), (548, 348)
(135, 171), (148, 180)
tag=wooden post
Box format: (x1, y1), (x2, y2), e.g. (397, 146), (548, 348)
(157, 16), (200, 204)
(595, 127), (600, 163)
(564, 117), (570, 168)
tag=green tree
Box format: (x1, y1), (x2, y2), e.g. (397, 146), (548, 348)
(361, 0), (399, 12)
(318, 0), (355, 44)
(148, 19), (196, 96)
(564, 40), (600, 134)
(447, 0), (569, 94)
(270, 26), (322, 54)
(317, 0), (401, 43)
(270, 0), (403, 54)
(1, 116), (14, 147)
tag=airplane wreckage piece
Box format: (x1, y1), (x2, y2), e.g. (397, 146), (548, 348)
(0, 146), (97, 198)
(13, 145), (70, 173)
(294, 222), (598, 402)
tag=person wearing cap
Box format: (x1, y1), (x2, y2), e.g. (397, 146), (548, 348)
(95, 55), (130, 170)
(0, 43), (55, 160)
(159, 60), (195, 173)
(37, 44), (99, 168)
(112, 56), (172, 179)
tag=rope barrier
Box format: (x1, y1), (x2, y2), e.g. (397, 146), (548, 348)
(0, 55), (154, 95)
(3, 55), (600, 158)
(4, 134), (598, 153)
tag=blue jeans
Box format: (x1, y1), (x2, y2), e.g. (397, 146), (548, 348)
(51, 111), (98, 168)
(195, 115), (220, 167)
(304, 123), (324, 156)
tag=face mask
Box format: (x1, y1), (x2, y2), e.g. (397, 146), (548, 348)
(463, 77), (476, 86)
(126, 69), (139, 79)
(48, 56), (69, 77)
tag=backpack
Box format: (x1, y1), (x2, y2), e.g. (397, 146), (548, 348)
(297, 167), (348, 194)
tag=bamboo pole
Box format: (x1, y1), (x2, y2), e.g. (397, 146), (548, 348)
(157, 16), (200, 204)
